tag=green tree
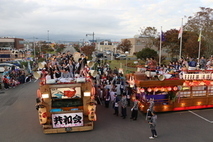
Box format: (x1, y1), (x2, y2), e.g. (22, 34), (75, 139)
(136, 48), (158, 60)
(117, 39), (132, 53)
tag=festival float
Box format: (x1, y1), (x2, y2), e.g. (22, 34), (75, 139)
(127, 66), (213, 113)
(34, 53), (97, 134)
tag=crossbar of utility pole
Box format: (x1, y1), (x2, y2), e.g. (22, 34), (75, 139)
(86, 32), (95, 46)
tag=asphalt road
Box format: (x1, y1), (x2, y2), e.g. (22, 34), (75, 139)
(0, 81), (212, 142)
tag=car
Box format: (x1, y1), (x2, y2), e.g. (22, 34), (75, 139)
(115, 54), (127, 59)
(4, 60), (22, 67)
(106, 51), (112, 55)
(0, 63), (20, 72)
(95, 52), (107, 58)
(113, 53), (120, 57)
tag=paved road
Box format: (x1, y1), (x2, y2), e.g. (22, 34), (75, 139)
(0, 81), (212, 142)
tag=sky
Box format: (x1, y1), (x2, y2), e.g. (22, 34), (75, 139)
(0, 0), (212, 42)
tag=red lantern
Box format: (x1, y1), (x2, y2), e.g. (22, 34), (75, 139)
(154, 87), (158, 92)
(140, 88), (145, 93)
(173, 86), (178, 91)
(199, 81), (205, 86)
(167, 87), (172, 91)
(189, 82), (193, 86)
(147, 88), (152, 92)
(160, 87), (165, 92)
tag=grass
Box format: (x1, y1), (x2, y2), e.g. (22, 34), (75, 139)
(108, 59), (145, 74)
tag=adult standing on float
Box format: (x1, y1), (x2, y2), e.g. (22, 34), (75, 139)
(148, 57), (157, 72)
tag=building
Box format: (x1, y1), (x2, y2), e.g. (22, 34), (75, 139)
(96, 40), (120, 53)
(120, 36), (158, 56)
(0, 37), (25, 62)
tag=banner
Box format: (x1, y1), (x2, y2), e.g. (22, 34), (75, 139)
(52, 112), (83, 128)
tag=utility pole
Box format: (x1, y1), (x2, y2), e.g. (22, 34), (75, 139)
(33, 37), (38, 59)
(80, 39), (85, 46)
(47, 30), (49, 43)
(86, 32), (95, 46)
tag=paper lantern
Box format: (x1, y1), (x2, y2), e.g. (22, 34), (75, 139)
(154, 87), (158, 92)
(140, 88), (145, 93)
(167, 87), (172, 91)
(173, 86), (178, 91)
(160, 87), (165, 92)
(147, 88), (152, 92)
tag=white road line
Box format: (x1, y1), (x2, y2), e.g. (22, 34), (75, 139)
(188, 110), (213, 124)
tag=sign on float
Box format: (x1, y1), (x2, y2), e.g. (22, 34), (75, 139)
(52, 112), (83, 128)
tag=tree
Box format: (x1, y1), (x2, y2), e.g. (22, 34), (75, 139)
(183, 31), (206, 58)
(159, 29), (180, 59)
(117, 39), (132, 53)
(139, 27), (158, 48)
(55, 44), (65, 53)
(136, 48), (158, 61)
(185, 7), (213, 57)
(139, 27), (158, 37)
(80, 45), (95, 59)
(73, 44), (80, 52)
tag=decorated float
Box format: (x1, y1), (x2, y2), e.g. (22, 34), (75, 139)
(127, 67), (213, 113)
(34, 53), (97, 134)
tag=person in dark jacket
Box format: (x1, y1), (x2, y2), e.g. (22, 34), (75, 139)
(130, 97), (139, 120)
(148, 112), (158, 139)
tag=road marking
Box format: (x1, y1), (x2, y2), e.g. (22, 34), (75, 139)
(188, 110), (213, 124)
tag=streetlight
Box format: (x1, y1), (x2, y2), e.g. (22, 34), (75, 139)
(86, 32), (95, 46)
(33, 37), (38, 59)
(125, 51), (129, 72)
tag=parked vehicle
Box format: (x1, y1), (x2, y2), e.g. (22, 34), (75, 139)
(106, 50), (111, 55)
(115, 54), (126, 59)
(4, 60), (22, 67)
(0, 63), (20, 72)
(95, 52), (107, 58)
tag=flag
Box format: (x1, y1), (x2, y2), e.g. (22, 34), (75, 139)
(161, 31), (165, 41)
(198, 30), (202, 42)
(178, 27), (183, 39)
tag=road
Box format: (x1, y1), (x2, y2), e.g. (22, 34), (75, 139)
(0, 46), (212, 142)
(0, 81), (212, 142)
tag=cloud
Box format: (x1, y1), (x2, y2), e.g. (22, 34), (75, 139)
(0, 0), (212, 41)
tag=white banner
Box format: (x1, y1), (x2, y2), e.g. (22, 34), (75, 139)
(52, 112), (83, 128)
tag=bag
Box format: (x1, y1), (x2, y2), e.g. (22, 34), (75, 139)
(114, 102), (119, 107)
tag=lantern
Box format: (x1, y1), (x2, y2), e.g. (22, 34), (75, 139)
(140, 88), (145, 93)
(154, 87), (158, 92)
(160, 87), (165, 92)
(188, 82), (193, 86)
(167, 87), (172, 91)
(173, 86), (178, 91)
(199, 81), (205, 86)
(147, 88), (152, 92)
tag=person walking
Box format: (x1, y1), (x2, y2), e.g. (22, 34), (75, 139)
(148, 112), (158, 139)
(120, 94), (127, 119)
(104, 89), (111, 108)
(130, 97), (139, 120)
(113, 94), (119, 116)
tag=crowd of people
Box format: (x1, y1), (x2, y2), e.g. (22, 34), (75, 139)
(144, 56), (213, 79)
(35, 51), (138, 120)
(1, 66), (32, 90)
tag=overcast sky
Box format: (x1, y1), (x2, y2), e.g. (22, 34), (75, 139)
(0, 0), (212, 42)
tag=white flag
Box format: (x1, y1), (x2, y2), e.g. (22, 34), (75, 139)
(178, 27), (183, 39)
